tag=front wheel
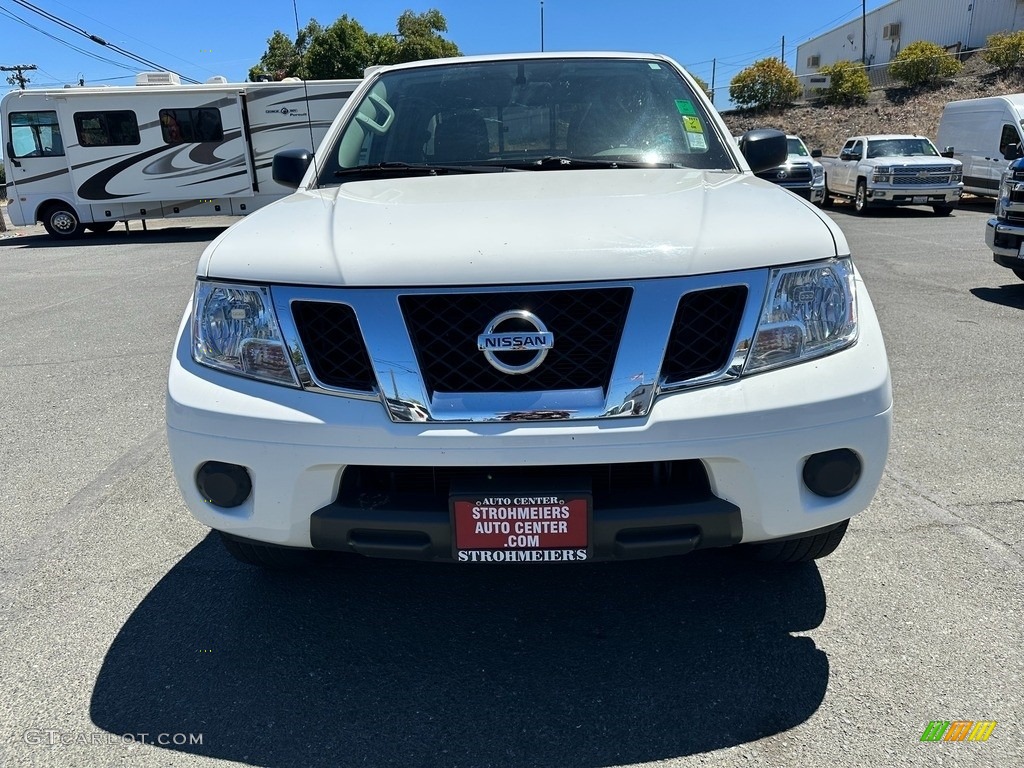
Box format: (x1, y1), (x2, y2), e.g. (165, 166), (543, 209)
(931, 204), (955, 216)
(42, 203), (82, 239)
(744, 520), (850, 563)
(854, 181), (869, 214)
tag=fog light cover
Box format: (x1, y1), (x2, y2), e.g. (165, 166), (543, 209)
(803, 449), (861, 498)
(196, 461), (252, 508)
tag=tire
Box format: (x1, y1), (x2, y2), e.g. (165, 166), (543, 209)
(744, 520), (850, 563)
(42, 203), (83, 239)
(1013, 268), (1024, 281)
(854, 181), (869, 214)
(219, 531), (315, 569)
(85, 221), (116, 234)
(932, 204), (955, 216)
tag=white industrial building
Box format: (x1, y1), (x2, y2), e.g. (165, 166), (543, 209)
(796, 0), (1024, 82)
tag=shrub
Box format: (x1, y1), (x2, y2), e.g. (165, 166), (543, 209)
(729, 58), (802, 110)
(817, 60), (871, 105)
(888, 40), (963, 87)
(983, 30), (1024, 70)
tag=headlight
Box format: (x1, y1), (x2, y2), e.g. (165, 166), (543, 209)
(744, 258), (858, 374)
(812, 165), (824, 182)
(192, 281), (298, 386)
(872, 166), (891, 182)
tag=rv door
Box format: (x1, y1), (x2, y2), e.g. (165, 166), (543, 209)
(4, 108), (75, 226)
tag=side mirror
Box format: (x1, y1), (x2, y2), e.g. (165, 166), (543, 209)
(940, 146), (955, 159)
(811, 149), (823, 158)
(6, 141), (20, 168)
(738, 129), (788, 174)
(272, 148), (313, 188)
(1002, 143), (1023, 161)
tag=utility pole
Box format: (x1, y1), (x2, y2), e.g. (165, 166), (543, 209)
(781, 36), (785, 66)
(862, 0), (867, 65)
(1, 64), (37, 89)
(711, 58), (716, 104)
(540, 1), (545, 52)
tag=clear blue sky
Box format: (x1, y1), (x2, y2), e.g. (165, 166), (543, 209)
(1, 0), (892, 98)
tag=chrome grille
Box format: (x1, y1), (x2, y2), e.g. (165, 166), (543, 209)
(291, 301), (376, 392)
(400, 288), (632, 394)
(891, 166), (955, 185)
(662, 286), (748, 384)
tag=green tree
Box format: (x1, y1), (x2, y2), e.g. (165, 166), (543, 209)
(304, 16), (373, 79)
(390, 9), (460, 64)
(248, 9), (460, 81)
(728, 58), (801, 110)
(817, 60), (870, 105)
(983, 30), (1024, 71)
(888, 40), (962, 87)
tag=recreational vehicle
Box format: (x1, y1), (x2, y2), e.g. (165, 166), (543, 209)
(1, 74), (359, 238)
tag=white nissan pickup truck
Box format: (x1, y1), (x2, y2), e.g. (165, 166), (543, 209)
(166, 52), (892, 569)
(819, 134), (963, 215)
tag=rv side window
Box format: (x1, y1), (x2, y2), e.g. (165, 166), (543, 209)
(159, 108), (223, 144)
(73, 111), (140, 147)
(8, 111), (64, 157)
(999, 124), (1021, 155)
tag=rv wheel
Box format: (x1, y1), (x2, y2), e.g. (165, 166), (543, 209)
(85, 221), (116, 234)
(42, 204), (82, 239)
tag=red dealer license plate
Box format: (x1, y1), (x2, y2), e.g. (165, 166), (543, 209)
(451, 491), (591, 563)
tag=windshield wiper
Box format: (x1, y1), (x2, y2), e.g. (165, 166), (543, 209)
(520, 156), (681, 170)
(333, 161), (514, 178)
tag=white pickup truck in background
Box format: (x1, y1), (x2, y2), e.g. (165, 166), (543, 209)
(819, 134), (963, 215)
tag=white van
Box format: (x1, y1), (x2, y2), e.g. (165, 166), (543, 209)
(937, 94), (1024, 197)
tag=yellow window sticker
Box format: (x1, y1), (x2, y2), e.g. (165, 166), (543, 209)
(682, 115), (702, 133)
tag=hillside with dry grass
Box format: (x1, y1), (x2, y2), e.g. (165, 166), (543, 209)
(721, 53), (1024, 156)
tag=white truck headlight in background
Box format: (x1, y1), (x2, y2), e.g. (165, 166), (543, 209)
(812, 165), (824, 183)
(744, 258), (858, 373)
(871, 166), (891, 183)
(192, 281), (299, 386)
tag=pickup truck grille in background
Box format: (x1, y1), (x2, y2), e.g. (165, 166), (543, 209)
(291, 301), (377, 392)
(400, 288), (632, 394)
(756, 163), (812, 183)
(661, 286), (748, 384)
(890, 166), (956, 185)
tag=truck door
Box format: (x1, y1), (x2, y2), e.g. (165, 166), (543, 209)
(993, 123), (1024, 191)
(4, 108), (74, 226)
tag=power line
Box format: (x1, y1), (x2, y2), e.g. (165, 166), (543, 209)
(0, 5), (139, 77)
(6, 0), (200, 83)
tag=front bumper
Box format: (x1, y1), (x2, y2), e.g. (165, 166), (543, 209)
(166, 283), (892, 561)
(866, 185), (961, 207)
(985, 217), (1024, 268)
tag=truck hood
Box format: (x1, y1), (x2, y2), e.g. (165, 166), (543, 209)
(861, 155), (962, 167)
(199, 169), (845, 286)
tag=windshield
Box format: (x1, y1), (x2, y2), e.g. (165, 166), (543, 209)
(316, 57), (734, 184)
(787, 137), (809, 157)
(866, 138), (939, 158)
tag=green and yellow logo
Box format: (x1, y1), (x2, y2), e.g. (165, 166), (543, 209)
(920, 720), (997, 742)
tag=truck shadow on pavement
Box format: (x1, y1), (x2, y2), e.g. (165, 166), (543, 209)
(970, 283), (1024, 309)
(0, 226), (228, 248)
(90, 534), (830, 767)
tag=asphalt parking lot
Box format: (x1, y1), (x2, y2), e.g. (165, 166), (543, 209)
(0, 198), (1020, 768)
